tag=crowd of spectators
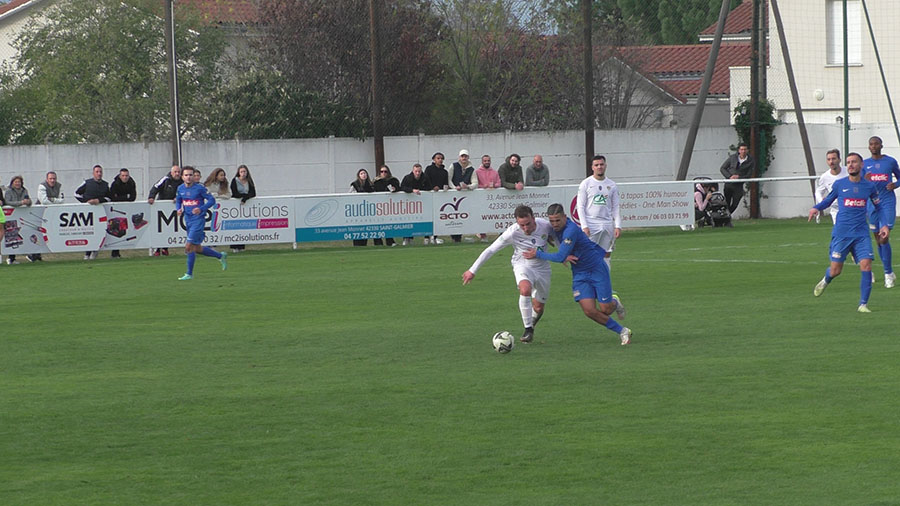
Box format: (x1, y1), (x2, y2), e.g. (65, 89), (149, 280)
(0, 164), (259, 263)
(1, 151), (552, 259)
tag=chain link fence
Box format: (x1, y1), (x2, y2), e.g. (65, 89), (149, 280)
(0, 0), (754, 146)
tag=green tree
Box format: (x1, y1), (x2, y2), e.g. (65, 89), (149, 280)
(616, 0), (742, 44)
(0, 0), (224, 144)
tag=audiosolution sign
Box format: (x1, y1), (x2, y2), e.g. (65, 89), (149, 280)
(294, 192), (434, 242)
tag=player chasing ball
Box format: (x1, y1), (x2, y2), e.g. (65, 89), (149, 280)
(809, 152), (890, 312)
(523, 203), (631, 345)
(175, 166), (227, 281)
(462, 205), (555, 343)
(862, 136), (900, 288)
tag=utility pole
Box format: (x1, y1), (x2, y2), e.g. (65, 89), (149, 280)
(582, 0), (594, 176)
(749, 0), (760, 218)
(164, 0), (181, 167)
(369, 0), (385, 172)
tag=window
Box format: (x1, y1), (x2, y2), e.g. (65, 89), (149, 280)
(826, 0), (861, 65)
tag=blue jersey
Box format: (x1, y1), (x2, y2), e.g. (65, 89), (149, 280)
(175, 183), (216, 221)
(535, 218), (607, 272)
(862, 154), (900, 201)
(815, 177), (884, 238)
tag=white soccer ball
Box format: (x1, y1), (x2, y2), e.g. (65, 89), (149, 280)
(492, 331), (515, 354)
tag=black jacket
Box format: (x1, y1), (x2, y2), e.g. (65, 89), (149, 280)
(75, 178), (110, 203)
(373, 177), (400, 192)
(424, 164), (449, 190)
(148, 175), (181, 200)
(351, 180), (375, 193)
(719, 154), (755, 180)
(400, 173), (431, 193)
(109, 177), (137, 202)
(230, 177), (257, 203)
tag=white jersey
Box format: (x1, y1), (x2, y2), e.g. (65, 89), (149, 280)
(468, 218), (555, 273)
(815, 167), (847, 223)
(576, 175), (621, 231)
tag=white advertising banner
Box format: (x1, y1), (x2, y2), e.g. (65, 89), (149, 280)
(0, 183), (693, 254)
(294, 193), (434, 242)
(151, 197), (295, 248)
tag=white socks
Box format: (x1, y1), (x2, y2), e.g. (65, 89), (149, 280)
(519, 295), (533, 328)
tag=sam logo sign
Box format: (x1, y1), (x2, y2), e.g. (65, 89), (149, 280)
(59, 212), (94, 227)
(439, 197), (468, 220)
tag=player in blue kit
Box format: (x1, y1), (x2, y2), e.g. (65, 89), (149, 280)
(523, 203), (631, 345)
(862, 136), (900, 288)
(175, 166), (227, 280)
(809, 152), (890, 312)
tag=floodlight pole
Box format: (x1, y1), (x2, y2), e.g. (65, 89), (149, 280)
(675, 0), (730, 181)
(165, 0), (182, 167)
(369, 0), (385, 172)
(582, 0), (594, 176)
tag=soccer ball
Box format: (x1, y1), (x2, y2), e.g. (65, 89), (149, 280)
(492, 331), (515, 354)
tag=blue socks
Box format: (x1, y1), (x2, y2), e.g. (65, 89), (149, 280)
(186, 252), (196, 275)
(879, 243), (893, 275)
(824, 267), (834, 283)
(201, 246), (222, 259)
(604, 318), (623, 333)
(861, 270), (872, 304)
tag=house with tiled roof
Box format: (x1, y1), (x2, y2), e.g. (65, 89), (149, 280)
(614, 0), (756, 127)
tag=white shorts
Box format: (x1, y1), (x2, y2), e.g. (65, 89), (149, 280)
(588, 223), (616, 253)
(513, 262), (552, 303)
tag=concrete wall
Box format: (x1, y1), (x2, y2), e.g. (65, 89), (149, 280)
(2, 124), (897, 220)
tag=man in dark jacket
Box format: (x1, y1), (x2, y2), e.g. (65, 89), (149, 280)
(109, 168), (137, 258)
(400, 164), (431, 245)
(719, 143), (755, 214)
(498, 153), (525, 190)
(148, 164), (181, 255)
(74, 164), (110, 260)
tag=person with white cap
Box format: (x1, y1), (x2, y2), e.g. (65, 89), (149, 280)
(449, 149), (478, 243)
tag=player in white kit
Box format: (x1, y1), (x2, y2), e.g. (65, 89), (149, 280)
(462, 205), (556, 343)
(815, 148), (847, 224)
(576, 155), (621, 269)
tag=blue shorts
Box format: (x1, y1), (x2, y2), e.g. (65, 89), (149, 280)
(829, 235), (874, 264)
(185, 218), (205, 245)
(868, 197), (896, 230)
(572, 265), (613, 303)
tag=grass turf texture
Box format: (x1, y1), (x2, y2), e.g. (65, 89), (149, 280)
(3, 218), (900, 505)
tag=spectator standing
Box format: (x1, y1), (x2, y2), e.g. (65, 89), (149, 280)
(449, 149), (478, 243)
(400, 163), (431, 246)
(148, 164), (182, 256)
(498, 153), (525, 190)
(38, 171), (65, 205)
(373, 165), (400, 246)
(4, 175), (32, 264)
(719, 143), (755, 215)
(349, 168), (375, 247)
(204, 168), (231, 198)
(230, 164), (256, 252)
(74, 165), (110, 260)
(475, 155), (501, 189)
(108, 168), (137, 258)
(424, 152), (449, 245)
(32, 171), (66, 261)
(526, 155), (550, 187)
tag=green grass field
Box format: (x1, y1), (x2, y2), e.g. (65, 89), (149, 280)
(3, 218), (900, 505)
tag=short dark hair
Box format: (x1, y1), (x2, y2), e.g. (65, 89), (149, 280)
(737, 142), (749, 149)
(182, 165), (195, 174)
(547, 203), (566, 216)
(826, 148), (841, 158)
(509, 153), (520, 162)
(870, 136), (883, 144)
(592, 155), (606, 162)
(119, 168), (129, 173)
(847, 152), (864, 163)
(413, 163), (422, 169)
(432, 152), (444, 160)
(513, 205), (534, 219)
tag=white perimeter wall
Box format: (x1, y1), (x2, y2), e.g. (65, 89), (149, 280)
(1, 123), (896, 220)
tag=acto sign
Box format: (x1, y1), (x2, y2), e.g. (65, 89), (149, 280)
(439, 197), (468, 220)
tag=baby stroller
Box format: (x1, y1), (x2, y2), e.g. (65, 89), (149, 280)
(693, 177), (732, 228)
